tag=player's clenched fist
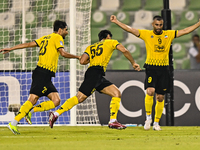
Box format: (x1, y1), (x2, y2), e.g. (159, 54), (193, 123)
(110, 15), (117, 23)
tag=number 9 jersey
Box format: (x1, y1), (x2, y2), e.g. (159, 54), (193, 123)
(35, 33), (64, 73)
(84, 39), (120, 72)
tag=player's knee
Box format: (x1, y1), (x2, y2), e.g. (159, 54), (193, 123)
(156, 95), (164, 102)
(53, 98), (61, 107)
(113, 90), (121, 98)
(146, 88), (155, 96)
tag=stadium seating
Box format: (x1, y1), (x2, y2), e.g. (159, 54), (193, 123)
(125, 26), (145, 44)
(0, 12), (15, 29)
(26, 61), (37, 70)
(111, 11), (130, 27)
(144, 0), (163, 11)
(91, 27), (100, 44)
(132, 10), (153, 28)
(172, 43), (186, 59)
(9, 51), (22, 62)
(25, 11), (38, 28)
(36, 27), (52, 38)
(188, 0), (200, 10)
(10, 0), (30, 12)
(42, 12), (60, 27)
(111, 59), (130, 70)
(124, 43), (141, 59)
(91, 11), (107, 27)
(91, 0), (98, 11)
(121, 0), (141, 11)
(173, 33), (192, 43)
(135, 56), (146, 70)
(179, 11), (198, 27)
(107, 27), (124, 42)
(0, 29), (10, 45)
(181, 58), (190, 69)
(54, 0), (69, 12)
(110, 50), (118, 61)
(169, 0), (186, 10)
(33, 0), (53, 12)
(0, 0), (9, 13)
(99, 0), (120, 11)
(14, 29), (33, 44)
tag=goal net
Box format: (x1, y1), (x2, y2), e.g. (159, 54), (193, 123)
(0, 0), (100, 126)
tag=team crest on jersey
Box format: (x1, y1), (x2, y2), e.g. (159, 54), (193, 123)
(164, 35), (168, 39)
(60, 41), (63, 46)
(151, 35), (154, 38)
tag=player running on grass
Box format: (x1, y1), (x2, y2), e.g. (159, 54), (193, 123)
(49, 30), (141, 129)
(110, 15), (200, 131)
(0, 20), (80, 134)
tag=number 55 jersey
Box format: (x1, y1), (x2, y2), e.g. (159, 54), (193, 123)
(84, 39), (120, 72)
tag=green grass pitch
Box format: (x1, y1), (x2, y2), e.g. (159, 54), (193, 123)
(0, 126), (200, 150)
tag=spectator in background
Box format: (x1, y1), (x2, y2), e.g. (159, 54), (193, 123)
(189, 34), (200, 69)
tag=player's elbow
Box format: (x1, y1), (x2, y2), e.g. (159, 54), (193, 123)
(80, 59), (87, 65)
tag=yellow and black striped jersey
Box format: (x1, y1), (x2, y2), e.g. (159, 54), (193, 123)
(84, 39), (119, 72)
(35, 33), (64, 73)
(139, 29), (177, 67)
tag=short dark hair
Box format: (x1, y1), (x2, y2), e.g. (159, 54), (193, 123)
(193, 34), (199, 39)
(153, 15), (163, 21)
(98, 30), (112, 41)
(53, 20), (67, 32)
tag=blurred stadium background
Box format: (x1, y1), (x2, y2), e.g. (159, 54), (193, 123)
(0, 0), (199, 71)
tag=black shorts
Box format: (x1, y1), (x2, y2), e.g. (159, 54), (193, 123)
(144, 68), (170, 95)
(30, 66), (58, 97)
(79, 66), (113, 97)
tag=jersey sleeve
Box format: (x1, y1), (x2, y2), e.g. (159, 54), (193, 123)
(84, 45), (90, 56)
(138, 30), (148, 41)
(55, 35), (64, 50)
(169, 30), (177, 40)
(35, 36), (44, 47)
(111, 40), (120, 49)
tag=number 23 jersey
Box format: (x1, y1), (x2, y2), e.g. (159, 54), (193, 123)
(84, 39), (120, 72)
(35, 33), (64, 73)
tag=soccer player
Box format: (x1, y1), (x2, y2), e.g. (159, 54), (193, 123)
(110, 15), (200, 131)
(0, 20), (80, 134)
(49, 30), (141, 129)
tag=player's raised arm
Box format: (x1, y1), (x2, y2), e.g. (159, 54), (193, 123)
(58, 48), (80, 59)
(116, 44), (141, 71)
(177, 19), (200, 38)
(110, 15), (140, 37)
(0, 41), (37, 54)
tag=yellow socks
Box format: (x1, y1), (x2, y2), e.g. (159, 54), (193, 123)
(154, 100), (164, 122)
(56, 96), (79, 116)
(110, 97), (121, 120)
(15, 101), (33, 122)
(33, 101), (55, 112)
(145, 94), (154, 116)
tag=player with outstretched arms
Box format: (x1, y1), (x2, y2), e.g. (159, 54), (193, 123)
(110, 15), (200, 131)
(49, 30), (141, 129)
(0, 20), (80, 134)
